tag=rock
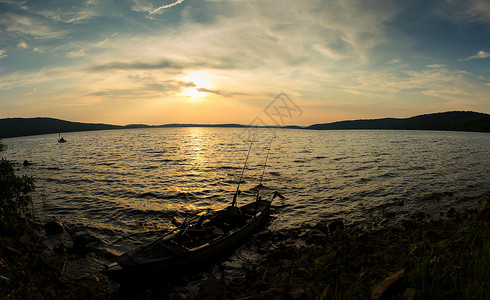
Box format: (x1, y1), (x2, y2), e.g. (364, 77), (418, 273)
(288, 287), (306, 299)
(313, 220), (329, 232)
(199, 278), (227, 300)
(415, 212), (425, 222)
(45, 220), (64, 235)
(328, 220), (344, 232)
(23, 160), (31, 166)
(400, 288), (416, 300)
(256, 230), (273, 241)
(71, 231), (99, 253)
(371, 269), (406, 300)
(446, 207), (457, 217)
(307, 229), (327, 243)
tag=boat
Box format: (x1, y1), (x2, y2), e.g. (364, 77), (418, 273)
(102, 129), (279, 282)
(102, 193), (278, 282)
(58, 132), (66, 143)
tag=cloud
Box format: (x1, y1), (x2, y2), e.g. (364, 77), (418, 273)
(461, 50), (490, 61)
(342, 65), (490, 105)
(96, 32), (118, 48)
(435, 0), (490, 23)
(0, 13), (66, 38)
(67, 49), (87, 57)
(87, 59), (185, 72)
(150, 0), (185, 15)
(18, 41), (29, 49)
(0, 49), (7, 59)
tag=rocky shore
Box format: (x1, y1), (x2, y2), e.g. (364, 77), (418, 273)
(1, 201), (489, 299)
(222, 201), (490, 300)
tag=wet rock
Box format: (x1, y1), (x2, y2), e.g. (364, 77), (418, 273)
(328, 220), (344, 232)
(71, 231), (99, 253)
(306, 229), (327, 243)
(313, 220), (329, 232)
(288, 287), (306, 299)
(371, 269), (405, 300)
(45, 220), (64, 235)
(199, 277), (227, 300)
(256, 230), (273, 242)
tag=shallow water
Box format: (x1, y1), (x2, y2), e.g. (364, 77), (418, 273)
(3, 128), (490, 257)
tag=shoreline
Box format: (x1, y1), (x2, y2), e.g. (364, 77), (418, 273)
(1, 201), (489, 299)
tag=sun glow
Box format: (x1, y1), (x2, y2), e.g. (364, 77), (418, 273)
(182, 71), (212, 99)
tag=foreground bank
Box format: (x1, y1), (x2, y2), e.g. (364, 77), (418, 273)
(225, 201), (490, 299)
(0, 200), (488, 299)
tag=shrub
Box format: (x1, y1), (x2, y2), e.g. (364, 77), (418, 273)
(0, 139), (35, 234)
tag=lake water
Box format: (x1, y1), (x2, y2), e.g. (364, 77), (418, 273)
(2, 128), (489, 258)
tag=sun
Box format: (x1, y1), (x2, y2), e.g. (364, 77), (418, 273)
(182, 71), (212, 99)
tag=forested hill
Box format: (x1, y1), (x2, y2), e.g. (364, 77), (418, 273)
(0, 117), (124, 138)
(1, 111), (489, 138)
(306, 111), (490, 132)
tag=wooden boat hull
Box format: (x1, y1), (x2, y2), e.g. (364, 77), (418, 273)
(102, 199), (271, 282)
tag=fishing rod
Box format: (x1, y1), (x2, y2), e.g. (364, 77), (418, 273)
(232, 126), (258, 207)
(256, 130), (276, 202)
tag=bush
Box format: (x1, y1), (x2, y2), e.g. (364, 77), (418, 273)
(0, 139), (35, 234)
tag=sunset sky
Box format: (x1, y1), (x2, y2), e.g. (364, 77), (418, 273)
(0, 0), (489, 126)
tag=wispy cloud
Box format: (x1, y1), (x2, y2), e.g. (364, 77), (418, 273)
(87, 59), (185, 72)
(0, 13), (66, 38)
(461, 50), (490, 61)
(96, 32), (118, 48)
(150, 0), (185, 15)
(0, 50), (7, 59)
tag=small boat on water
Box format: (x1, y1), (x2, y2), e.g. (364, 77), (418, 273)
(58, 132), (66, 143)
(102, 193), (278, 282)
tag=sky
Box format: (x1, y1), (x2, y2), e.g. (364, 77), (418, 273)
(0, 0), (489, 126)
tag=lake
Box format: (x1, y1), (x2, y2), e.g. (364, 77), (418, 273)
(2, 128), (489, 258)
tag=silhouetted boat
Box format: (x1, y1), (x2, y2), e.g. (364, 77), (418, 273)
(58, 132), (66, 143)
(102, 194), (278, 282)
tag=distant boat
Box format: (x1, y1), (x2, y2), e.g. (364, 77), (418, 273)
(58, 132), (66, 143)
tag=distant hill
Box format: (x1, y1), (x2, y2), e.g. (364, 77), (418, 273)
(1, 111), (489, 138)
(0, 117), (125, 138)
(0, 118), (247, 138)
(306, 111), (490, 132)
